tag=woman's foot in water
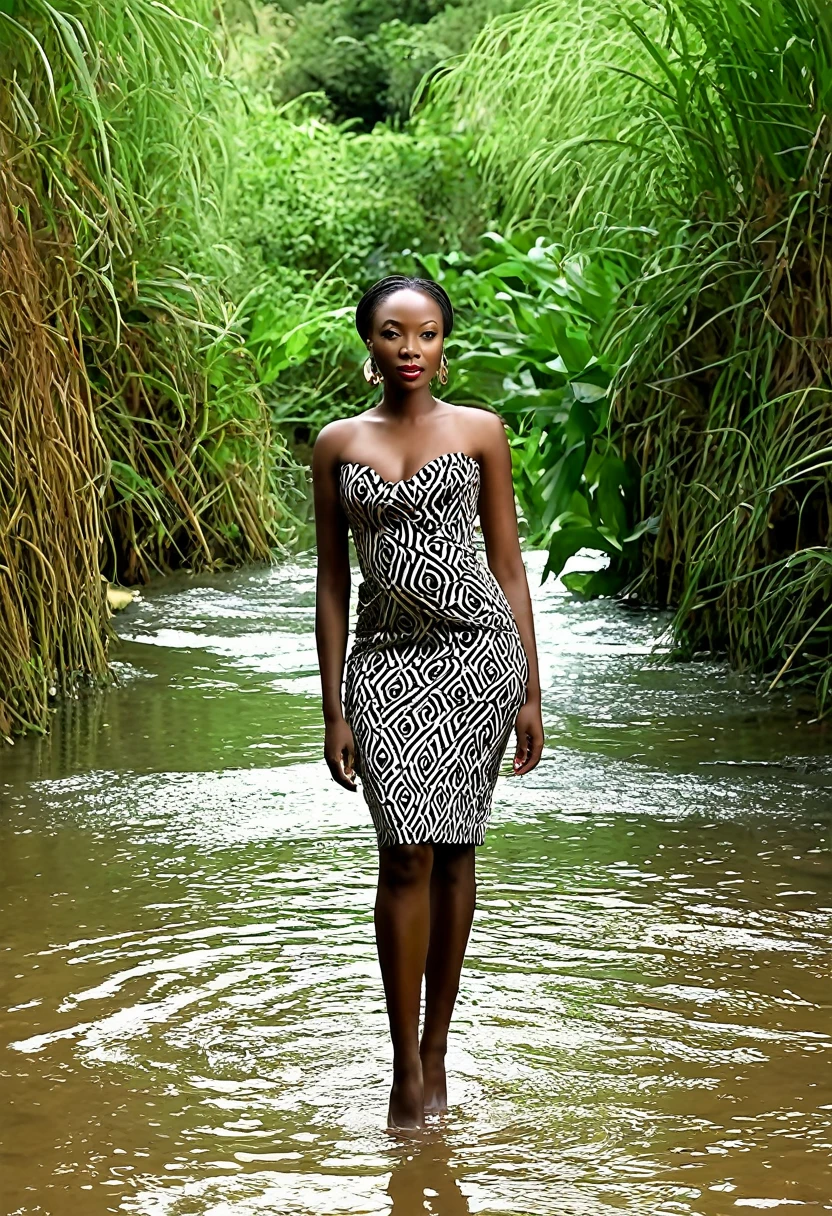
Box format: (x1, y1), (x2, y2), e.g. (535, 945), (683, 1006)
(387, 1064), (424, 1130)
(420, 1043), (448, 1114)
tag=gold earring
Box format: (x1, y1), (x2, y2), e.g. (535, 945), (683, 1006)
(363, 354), (382, 386)
(437, 351), (449, 386)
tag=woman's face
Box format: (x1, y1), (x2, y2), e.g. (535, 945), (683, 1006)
(367, 288), (444, 389)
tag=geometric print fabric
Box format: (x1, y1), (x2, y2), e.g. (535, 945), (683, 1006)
(339, 451), (529, 846)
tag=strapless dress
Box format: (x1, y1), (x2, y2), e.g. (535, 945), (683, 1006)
(339, 450), (528, 847)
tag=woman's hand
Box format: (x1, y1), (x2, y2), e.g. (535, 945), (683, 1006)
(325, 717), (358, 791)
(511, 700), (544, 776)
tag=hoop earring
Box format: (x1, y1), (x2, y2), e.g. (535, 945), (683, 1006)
(437, 351), (449, 386)
(363, 355), (382, 387)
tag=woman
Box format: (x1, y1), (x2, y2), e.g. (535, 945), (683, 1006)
(313, 274), (544, 1131)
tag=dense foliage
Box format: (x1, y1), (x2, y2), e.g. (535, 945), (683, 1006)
(252, 0), (528, 126)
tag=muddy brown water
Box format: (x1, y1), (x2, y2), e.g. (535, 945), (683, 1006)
(1, 547), (831, 1215)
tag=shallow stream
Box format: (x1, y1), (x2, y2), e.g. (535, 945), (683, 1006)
(2, 544), (831, 1215)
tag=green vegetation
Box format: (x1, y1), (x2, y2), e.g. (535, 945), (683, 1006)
(256, 0), (527, 127)
(0, 0), (301, 736)
(410, 236), (643, 596)
(426, 0), (832, 708)
(2, 0), (830, 735)
(227, 90), (484, 432)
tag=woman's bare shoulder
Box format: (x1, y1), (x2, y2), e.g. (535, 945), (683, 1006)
(440, 401), (508, 457)
(313, 413), (375, 472)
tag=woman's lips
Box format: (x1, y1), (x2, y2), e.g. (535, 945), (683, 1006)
(397, 366), (423, 380)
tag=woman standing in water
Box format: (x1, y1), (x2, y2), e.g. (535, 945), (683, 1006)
(313, 275), (544, 1130)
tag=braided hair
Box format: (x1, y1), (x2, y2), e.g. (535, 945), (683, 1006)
(355, 275), (454, 342)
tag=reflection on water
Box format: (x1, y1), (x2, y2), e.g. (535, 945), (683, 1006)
(387, 1136), (469, 1215)
(1, 549), (831, 1216)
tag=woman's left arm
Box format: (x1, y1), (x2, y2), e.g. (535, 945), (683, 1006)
(477, 412), (544, 776)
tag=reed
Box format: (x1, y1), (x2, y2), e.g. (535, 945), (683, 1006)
(0, 164), (110, 738)
(0, 0), (302, 736)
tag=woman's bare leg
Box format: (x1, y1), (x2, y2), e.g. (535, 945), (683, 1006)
(419, 843), (476, 1112)
(375, 843), (434, 1128)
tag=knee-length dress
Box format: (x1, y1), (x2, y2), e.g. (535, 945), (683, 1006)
(339, 450), (529, 848)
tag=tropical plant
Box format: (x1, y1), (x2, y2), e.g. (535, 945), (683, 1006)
(415, 233), (646, 594)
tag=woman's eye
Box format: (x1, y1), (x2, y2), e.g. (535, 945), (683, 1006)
(379, 329), (437, 339)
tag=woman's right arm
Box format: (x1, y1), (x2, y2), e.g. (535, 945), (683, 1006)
(312, 424), (357, 792)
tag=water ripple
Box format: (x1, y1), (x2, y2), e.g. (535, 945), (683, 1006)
(1, 551), (831, 1214)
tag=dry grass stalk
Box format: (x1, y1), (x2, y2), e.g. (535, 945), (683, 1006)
(0, 162), (111, 737)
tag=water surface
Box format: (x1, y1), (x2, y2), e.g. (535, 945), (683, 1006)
(2, 548), (831, 1215)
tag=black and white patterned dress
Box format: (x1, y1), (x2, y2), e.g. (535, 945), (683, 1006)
(339, 450), (529, 847)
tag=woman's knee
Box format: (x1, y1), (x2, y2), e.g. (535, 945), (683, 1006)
(379, 843), (433, 890)
(432, 843), (475, 885)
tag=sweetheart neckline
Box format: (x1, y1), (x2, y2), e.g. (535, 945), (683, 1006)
(339, 450), (479, 488)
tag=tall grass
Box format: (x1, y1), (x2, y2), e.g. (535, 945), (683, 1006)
(0, 164), (109, 739)
(425, 0), (832, 712)
(0, 0), (302, 735)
